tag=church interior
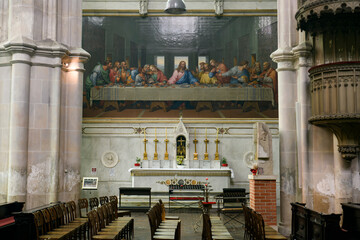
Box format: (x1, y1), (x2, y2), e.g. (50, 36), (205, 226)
(0, 0), (359, 240)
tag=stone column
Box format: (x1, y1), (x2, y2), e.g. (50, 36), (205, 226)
(271, 0), (298, 236)
(5, 41), (36, 203)
(293, 40), (312, 203)
(58, 51), (89, 203)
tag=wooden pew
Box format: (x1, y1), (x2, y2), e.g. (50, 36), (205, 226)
(0, 202), (25, 239)
(202, 213), (234, 240)
(243, 204), (286, 240)
(146, 203), (181, 240)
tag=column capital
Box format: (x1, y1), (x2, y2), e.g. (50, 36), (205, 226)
(63, 48), (90, 72)
(271, 47), (295, 71)
(3, 36), (36, 57)
(293, 41), (313, 67)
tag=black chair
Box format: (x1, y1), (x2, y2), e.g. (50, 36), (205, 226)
(219, 188), (248, 226)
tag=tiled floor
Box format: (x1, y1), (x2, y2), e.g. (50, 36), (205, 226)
(131, 209), (245, 240)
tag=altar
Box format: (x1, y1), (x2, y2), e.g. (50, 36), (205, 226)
(129, 168), (232, 192)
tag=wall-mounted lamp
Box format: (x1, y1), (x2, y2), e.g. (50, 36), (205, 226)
(164, 0), (186, 14)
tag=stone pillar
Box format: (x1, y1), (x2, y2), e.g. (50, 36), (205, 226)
(249, 175), (277, 226)
(5, 41), (36, 203)
(58, 51), (89, 203)
(293, 40), (312, 203)
(271, 0), (298, 236)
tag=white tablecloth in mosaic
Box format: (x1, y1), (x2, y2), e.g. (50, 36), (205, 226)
(90, 86), (274, 105)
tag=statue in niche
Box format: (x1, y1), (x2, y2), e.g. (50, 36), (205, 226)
(139, 0), (148, 16)
(255, 122), (273, 175)
(176, 135), (186, 158)
(214, 0), (224, 16)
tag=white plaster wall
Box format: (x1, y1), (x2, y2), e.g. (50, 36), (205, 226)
(81, 119), (280, 204)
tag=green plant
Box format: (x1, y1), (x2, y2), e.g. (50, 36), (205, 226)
(221, 157), (227, 164)
(136, 157), (141, 163)
(176, 156), (184, 165)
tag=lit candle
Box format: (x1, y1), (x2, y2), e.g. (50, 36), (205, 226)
(216, 128), (218, 139)
(194, 128), (196, 138)
(144, 129), (146, 139)
(205, 128), (207, 138)
(166, 128), (167, 139)
(155, 128), (157, 138)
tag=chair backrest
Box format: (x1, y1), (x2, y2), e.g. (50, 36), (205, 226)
(253, 211), (265, 240)
(223, 188), (247, 208)
(40, 209), (52, 233)
(78, 198), (89, 218)
(33, 211), (45, 239)
(99, 196), (109, 205)
(87, 210), (98, 237)
(89, 197), (99, 210)
(146, 208), (157, 239)
(202, 213), (212, 240)
(67, 201), (77, 221)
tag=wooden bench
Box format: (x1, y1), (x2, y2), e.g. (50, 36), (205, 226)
(243, 204), (286, 240)
(147, 202), (181, 240)
(87, 203), (134, 240)
(31, 202), (88, 240)
(202, 213), (234, 240)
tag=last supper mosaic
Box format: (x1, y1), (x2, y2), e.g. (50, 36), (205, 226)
(82, 16), (278, 118)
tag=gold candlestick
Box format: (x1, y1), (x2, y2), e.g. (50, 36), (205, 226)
(193, 128), (198, 160)
(204, 138), (209, 160)
(143, 138), (148, 160)
(164, 138), (169, 160)
(154, 138), (158, 160)
(143, 128), (148, 160)
(193, 138), (198, 160)
(214, 139), (220, 160)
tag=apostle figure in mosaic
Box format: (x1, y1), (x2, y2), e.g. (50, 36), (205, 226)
(258, 62), (278, 105)
(168, 61), (199, 85)
(84, 60), (112, 101)
(219, 60), (250, 85)
(118, 61), (132, 85)
(249, 61), (262, 86)
(200, 63), (218, 85)
(192, 62), (206, 80)
(135, 64), (151, 86)
(210, 59), (230, 84)
(109, 65), (119, 84)
(149, 65), (168, 85)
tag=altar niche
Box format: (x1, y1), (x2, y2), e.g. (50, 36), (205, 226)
(176, 135), (186, 158)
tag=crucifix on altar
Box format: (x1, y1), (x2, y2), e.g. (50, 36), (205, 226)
(176, 136), (186, 158)
(173, 116), (190, 168)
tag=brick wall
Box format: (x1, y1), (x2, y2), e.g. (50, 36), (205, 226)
(249, 175), (277, 226)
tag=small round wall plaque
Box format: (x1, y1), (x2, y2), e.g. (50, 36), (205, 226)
(101, 151), (119, 168)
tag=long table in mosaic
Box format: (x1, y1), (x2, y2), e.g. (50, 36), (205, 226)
(90, 85), (275, 106)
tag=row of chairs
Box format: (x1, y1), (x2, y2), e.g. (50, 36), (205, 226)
(79, 196), (131, 219)
(87, 201), (134, 240)
(243, 204), (286, 240)
(147, 200), (181, 240)
(33, 201), (88, 240)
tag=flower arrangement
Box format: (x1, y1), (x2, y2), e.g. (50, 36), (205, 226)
(250, 163), (258, 175)
(221, 157), (228, 167)
(176, 156), (185, 165)
(134, 157), (141, 167)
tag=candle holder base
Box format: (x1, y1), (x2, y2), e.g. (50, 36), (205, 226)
(204, 152), (209, 160)
(153, 152), (158, 160)
(143, 152), (148, 160)
(193, 152), (198, 160)
(215, 153), (219, 160)
(164, 152), (169, 160)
